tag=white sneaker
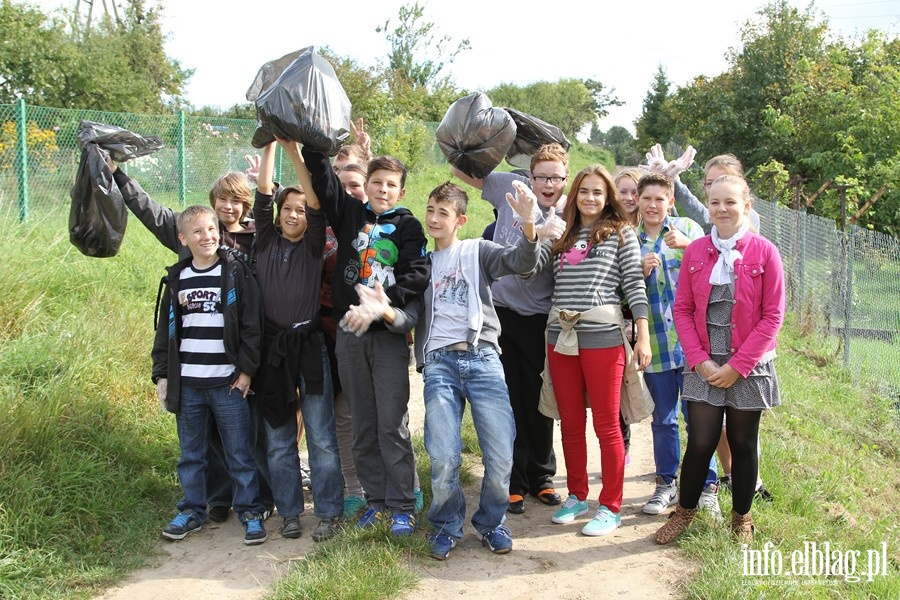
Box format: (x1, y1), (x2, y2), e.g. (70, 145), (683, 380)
(643, 476), (678, 515)
(698, 482), (723, 522)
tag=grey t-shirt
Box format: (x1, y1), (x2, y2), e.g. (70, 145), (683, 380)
(482, 171), (562, 316)
(425, 243), (471, 353)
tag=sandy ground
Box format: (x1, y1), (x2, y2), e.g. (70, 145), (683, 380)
(97, 367), (691, 600)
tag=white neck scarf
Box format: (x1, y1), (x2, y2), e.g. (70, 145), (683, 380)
(709, 221), (750, 285)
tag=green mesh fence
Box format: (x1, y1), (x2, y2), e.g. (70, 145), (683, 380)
(0, 101), (309, 219)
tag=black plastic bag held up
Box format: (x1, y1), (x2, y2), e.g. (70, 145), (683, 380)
(435, 93), (516, 179)
(69, 120), (164, 257)
(248, 47), (351, 155)
(503, 108), (571, 169)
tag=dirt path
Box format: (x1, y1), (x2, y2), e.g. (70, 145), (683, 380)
(97, 367), (691, 600)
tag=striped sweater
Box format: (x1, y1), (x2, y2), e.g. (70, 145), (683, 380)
(537, 226), (649, 349)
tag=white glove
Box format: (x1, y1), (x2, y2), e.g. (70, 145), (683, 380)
(504, 180), (539, 224)
(664, 146), (696, 178)
(155, 378), (168, 411)
(643, 143), (668, 173)
(340, 282), (391, 336)
(536, 213), (566, 243)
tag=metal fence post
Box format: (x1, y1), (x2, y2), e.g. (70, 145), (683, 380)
(15, 98), (29, 222)
(177, 110), (186, 208)
(836, 184), (853, 367)
(274, 144), (283, 184)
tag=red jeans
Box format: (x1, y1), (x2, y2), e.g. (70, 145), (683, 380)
(548, 344), (625, 512)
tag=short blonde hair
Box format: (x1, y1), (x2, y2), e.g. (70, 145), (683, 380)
(208, 172), (253, 221)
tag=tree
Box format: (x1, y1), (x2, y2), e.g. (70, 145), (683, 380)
(376, 1), (469, 121)
(635, 65), (673, 151)
(0, 0), (190, 112)
(487, 78), (621, 138)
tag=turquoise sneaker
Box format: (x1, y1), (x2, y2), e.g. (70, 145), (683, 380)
(551, 495), (589, 524)
(581, 505), (621, 536)
(343, 495), (368, 519)
(414, 488), (424, 512)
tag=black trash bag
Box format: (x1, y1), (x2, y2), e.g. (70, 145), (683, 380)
(76, 120), (164, 161)
(69, 120), (164, 257)
(249, 46), (351, 155)
(69, 142), (128, 258)
(435, 93), (516, 179)
(503, 108), (571, 169)
(251, 121), (276, 149)
(245, 48), (308, 102)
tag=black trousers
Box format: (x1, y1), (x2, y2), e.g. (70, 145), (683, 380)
(496, 306), (557, 496)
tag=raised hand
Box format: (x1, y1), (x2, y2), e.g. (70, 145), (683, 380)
(505, 180), (538, 224)
(350, 118), (371, 156)
(663, 228), (691, 250)
(664, 146), (696, 178)
(643, 143), (668, 173)
(536, 213), (566, 243)
(244, 154), (261, 184)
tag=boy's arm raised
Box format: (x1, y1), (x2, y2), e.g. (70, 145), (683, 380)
(108, 157), (181, 253)
(301, 146), (356, 231)
(253, 143), (277, 246)
(277, 139), (320, 210)
(450, 166), (484, 191)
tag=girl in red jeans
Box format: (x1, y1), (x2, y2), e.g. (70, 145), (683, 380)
(536, 165), (651, 535)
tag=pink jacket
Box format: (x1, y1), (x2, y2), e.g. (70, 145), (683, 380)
(674, 232), (785, 377)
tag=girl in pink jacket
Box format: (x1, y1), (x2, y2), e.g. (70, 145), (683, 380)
(655, 174), (784, 545)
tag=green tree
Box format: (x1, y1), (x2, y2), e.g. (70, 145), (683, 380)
(376, 1), (469, 122)
(488, 78), (620, 138)
(0, 0), (190, 112)
(635, 65), (673, 151)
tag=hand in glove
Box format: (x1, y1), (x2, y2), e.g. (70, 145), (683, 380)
(340, 282), (391, 336)
(643, 143), (668, 173)
(664, 146), (696, 178)
(155, 378), (168, 411)
(504, 180), (539, 224)
(536, 213), (567, 243)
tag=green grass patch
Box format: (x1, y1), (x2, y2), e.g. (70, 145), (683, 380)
(678, 316), (900, 599)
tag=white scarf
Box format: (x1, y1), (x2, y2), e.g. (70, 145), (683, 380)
(709, 221), (750, 285)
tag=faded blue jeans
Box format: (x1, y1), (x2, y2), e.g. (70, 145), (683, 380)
(176, 383), (264, 520)
(423, 344), (515, 539)
(645, 368), (717, 486)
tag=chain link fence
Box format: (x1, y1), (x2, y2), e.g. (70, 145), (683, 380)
(755, 196), (900, 401)
(2, 101), (897, 399)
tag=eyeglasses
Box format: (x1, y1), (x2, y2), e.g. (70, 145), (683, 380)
(532, 176), (567, 185)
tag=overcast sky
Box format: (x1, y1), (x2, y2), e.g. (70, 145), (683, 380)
(32, 0), (900, 133)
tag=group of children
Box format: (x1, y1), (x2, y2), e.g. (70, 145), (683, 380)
(137, 121), (784, 557)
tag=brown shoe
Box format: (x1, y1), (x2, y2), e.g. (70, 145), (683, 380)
(731, 511), (754, 544)
(654, 506), (698, 545)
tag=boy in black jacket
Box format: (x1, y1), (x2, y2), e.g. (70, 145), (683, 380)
(152, 205), (267, 545)
(302, 147), (428, 536)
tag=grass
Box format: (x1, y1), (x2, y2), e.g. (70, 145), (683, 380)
(676, 316), (900, 599)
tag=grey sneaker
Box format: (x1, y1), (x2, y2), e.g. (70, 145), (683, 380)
(299, 459), (312, 488)
(698, 483), (723, 521)
(281, 516), (302, 539)
(643, 476), (678, 515)
(312, 517), (343, 542)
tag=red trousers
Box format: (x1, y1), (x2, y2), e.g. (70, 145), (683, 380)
(547, 344), (625, 512)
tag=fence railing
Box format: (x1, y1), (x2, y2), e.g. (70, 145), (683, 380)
(2, 101), (897, 399)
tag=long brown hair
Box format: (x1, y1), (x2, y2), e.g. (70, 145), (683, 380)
(551, 164), (630, 255)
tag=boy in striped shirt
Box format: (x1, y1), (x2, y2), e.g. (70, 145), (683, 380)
(152, 205), (268, 545)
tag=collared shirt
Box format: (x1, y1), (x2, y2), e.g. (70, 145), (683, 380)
(638, 216), (704, 372)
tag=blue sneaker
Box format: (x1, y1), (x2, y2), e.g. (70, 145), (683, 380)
(551, 495), (589, 524)
(357, 506), (384, 529)
(477, 524), (513, 554)
(390, 512), (417, 536)
(428, 531), (457, 560)
(581, 505), (621, 536)
(162, 510), (202, 540)
(241, 513), (268, 545)
(414, 488), (425, 512)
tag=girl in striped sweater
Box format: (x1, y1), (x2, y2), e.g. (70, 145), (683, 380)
(538, 165), (651, 536)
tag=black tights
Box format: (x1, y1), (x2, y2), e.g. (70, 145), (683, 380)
(680, 402), (761, 515)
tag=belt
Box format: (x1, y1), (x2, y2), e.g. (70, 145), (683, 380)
(444, 341), (474, 352)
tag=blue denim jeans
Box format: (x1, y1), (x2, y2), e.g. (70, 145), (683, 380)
(250, 401), (303, 519)
(176, 384), (263, 520)
(298, 339), (344, 519)
(423, 345), (515, 539)
(645, 368), (717, 486)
